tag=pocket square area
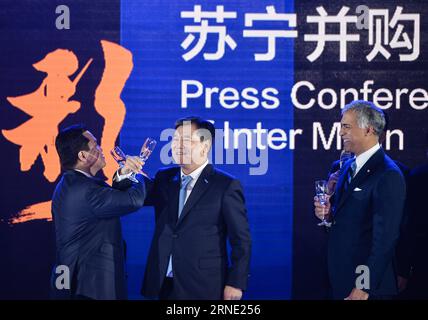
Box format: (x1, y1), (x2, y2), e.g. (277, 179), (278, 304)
(353, 187), (362, 191)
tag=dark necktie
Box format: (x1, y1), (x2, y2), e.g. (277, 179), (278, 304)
(343, 159), (357, 192)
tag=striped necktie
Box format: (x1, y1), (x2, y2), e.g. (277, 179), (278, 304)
(178, 175), (193, 218)
(165, 174), (193, 278)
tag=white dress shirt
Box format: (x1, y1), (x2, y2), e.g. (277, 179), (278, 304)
(354, 143), (381, 177)
(113, 170), (134, 182)
(181, 160), (209, 202)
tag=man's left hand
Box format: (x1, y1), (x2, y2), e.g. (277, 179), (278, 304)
(345, 288), (369, 300)
(223, 286), (243, 300)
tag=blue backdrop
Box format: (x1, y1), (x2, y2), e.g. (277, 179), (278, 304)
(120, 0), (294, 299)
(1, 0), (426, 300)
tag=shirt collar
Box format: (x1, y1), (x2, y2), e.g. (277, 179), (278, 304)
(74, 169), (93, 178)
(181, 159), (209, 182)
(355, 143), (381, 173)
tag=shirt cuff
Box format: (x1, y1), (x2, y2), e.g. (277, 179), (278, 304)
(114, 169), (134, 182)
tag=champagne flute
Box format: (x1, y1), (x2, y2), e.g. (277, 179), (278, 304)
(140, 138), (157, 161)
(315, 180), (332, 227)
(110, 146), (126, 165)
(111, 138), (157, 182)
(127, 138), (157, 181)
(110, 146), (139, 183)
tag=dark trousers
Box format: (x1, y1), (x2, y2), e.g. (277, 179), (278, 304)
(159, 277), (174, 300)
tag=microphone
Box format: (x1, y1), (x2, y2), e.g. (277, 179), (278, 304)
(339, 150), (354, 169)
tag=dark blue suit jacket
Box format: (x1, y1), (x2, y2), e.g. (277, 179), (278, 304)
(51, 170), (146, 300)
(329, 158), (411, 279)
(141, 164), (252, 299)
(328, 148), (406, 299)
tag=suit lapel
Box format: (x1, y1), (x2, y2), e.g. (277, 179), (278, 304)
(176, 164), (214, 226)
(335, 148), (384, 214)
(167, 170), (181, 225)
(66, 170), (110, 187)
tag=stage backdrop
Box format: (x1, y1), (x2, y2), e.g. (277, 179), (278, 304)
(0, 0), (426, 299)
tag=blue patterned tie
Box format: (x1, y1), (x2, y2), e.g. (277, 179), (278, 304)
(178, 175), (193, 218)
(343, 159), (357, 192)
(166, 175), (193, 277)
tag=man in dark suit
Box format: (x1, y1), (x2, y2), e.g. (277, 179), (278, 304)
(51, 124), (146, 300)
(141, 116), (251, 300)
(321, 111), (410, 299)
(314, 101), (406, 300)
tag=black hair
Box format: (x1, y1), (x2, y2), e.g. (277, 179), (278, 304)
(55, 124), (89, 170)
(174, 116), (215, 143)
